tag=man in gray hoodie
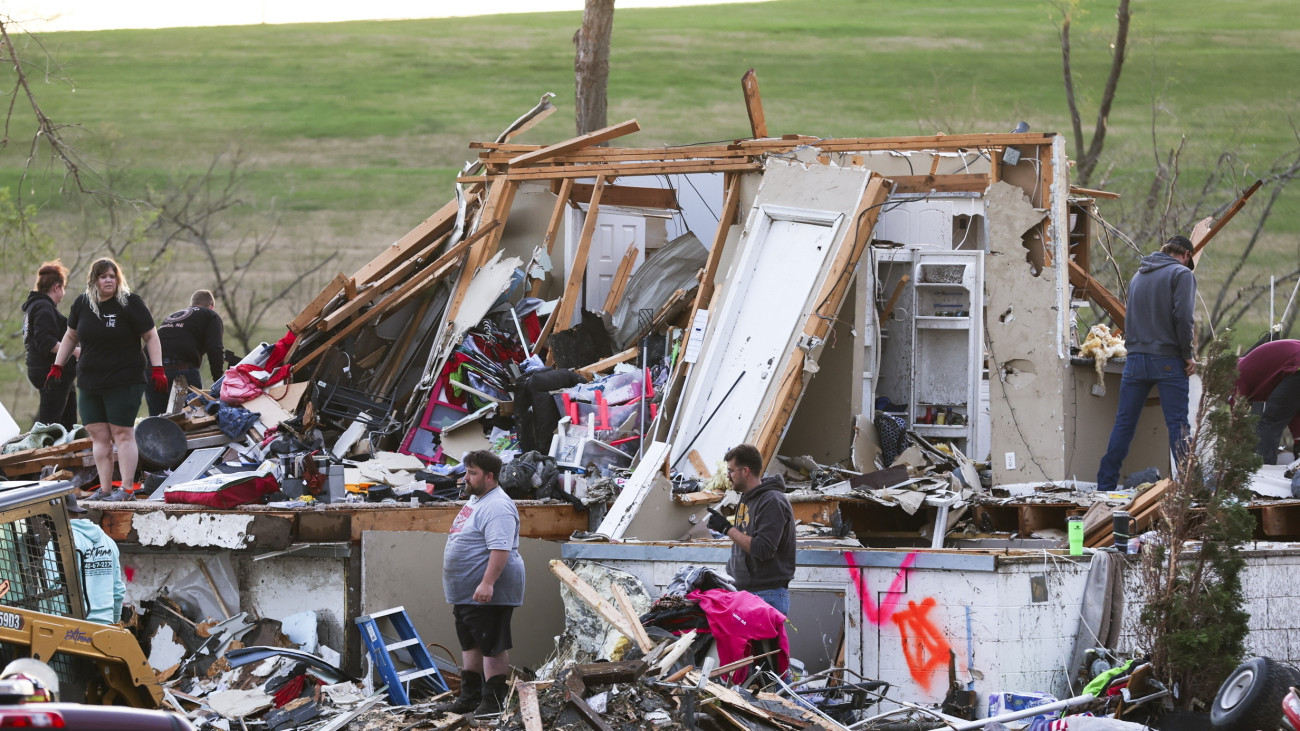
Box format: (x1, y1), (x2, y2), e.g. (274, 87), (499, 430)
(708, 444), (796, 614)
(1097, 231), (1201, 491)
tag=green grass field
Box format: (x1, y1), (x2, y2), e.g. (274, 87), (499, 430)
(0, 0), (1297, 422)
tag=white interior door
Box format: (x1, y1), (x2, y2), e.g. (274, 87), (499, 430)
(670, 206), (846, 471)
(571, 211), (646, 313)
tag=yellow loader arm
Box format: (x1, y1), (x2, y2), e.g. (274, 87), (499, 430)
(0, 605), (161, 708)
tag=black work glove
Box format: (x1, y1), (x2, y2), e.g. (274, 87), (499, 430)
(706, 508), (732, 535)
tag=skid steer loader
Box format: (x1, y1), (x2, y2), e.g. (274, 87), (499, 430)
(0, 480), (162, 708)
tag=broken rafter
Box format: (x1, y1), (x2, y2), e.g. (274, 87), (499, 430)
(287, 273), (349, 334)
(508, 118), (641, 167)
(600, 245), (639, 313)
(577, 346), (639, 379)
(1191, 179), (1263, 258)
(549, 175), (607, 335)
(527, 178), (574, 298)
(570, 182), (677, 209)
(292, 221), (500, 373)
(459, 158), (760, 183)
(690, 172), (741, 315)
(1069, 185), (1121, 200)
(892, 173), (989, 195)
(741, 68), (768, 138)
(317, 231), (452, 331)
(1067, 259), (1126, 331)
(444, 179), (519, 325)
(352, 197), (461, 288)
(547, 559), (652, 652)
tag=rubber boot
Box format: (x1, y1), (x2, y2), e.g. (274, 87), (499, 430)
(437, 670), (481, 714)
(475, 674), (509, 716)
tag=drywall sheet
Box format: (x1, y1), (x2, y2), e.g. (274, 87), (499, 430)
(669, 159), (870, 475)
(984, 177), (1067, 486)
(361, 530), (564, 669)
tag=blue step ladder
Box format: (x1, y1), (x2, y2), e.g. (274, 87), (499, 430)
(355, 606), (449, 705)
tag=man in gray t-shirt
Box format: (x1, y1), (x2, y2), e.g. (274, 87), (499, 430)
(438, 450), (524, 717)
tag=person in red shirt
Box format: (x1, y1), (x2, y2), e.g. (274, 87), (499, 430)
(1235, 339), (1300, 464)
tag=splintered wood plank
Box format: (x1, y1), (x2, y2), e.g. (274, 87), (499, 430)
(1068, 259), (1126, 332)
(516, 682), (543, 731)
(457, 159), (762, 183)
(444, 179), (519, 325)
(292, 221), (498, 373)
(317, 231), (451, 331)
(687, 450), (712, 478)
(509, 119), (640, 167)
(609, 583), (653, 652)
(551, 175), (607, 332)
(287, 273), (348, 334)
(351, 198), (460, 287)
(1070, 185), (1120, 199)
(1191, 179), (1262, 259)
(577, 346), (639, 378)
(600, 245), (639, 313)
(503, 102), (557, 143)
(741, 68), (767, 138)
(0, 437), (93, 465)
(753, 173), (889, 464)
(570, 183), (677, 210)
(547, 559), (643, 648)
(891, 173), (990, 194)
(528, 178), (573, 298)
(690, 172), (741, 315)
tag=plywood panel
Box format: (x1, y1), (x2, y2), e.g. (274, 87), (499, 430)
(361, 531), (565, 669)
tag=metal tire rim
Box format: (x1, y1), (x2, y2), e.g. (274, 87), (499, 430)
(1219, 668), (1257, 710)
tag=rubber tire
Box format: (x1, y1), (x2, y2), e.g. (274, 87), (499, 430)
(1211, 656), (1300, 731)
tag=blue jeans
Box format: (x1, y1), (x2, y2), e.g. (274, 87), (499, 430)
(1097, 354), (1190, 491)
(751, 587), (790, 616)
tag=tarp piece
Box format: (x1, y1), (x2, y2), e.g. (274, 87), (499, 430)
(610, 231), (708, 349)
(668, 159), (873, 475)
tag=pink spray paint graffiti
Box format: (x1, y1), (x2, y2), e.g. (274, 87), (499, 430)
(844, 551), (917, 625)
(844, 551), (954, 693)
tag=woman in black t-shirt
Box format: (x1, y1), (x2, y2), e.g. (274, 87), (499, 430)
(46, 259), (168, 496)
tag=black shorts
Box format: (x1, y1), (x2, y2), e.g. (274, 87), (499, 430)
(453, 604), (514, 657)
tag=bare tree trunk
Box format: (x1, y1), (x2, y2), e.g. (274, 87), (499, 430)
(1059, 12), (1086, 168)
(1059, 0), (1132, 186)
(574, 0), (615, 137)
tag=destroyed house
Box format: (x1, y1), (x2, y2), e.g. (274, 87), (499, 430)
(12, 94), (1300, 717)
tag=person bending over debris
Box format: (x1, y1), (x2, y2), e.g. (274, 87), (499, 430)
(1096, 228), (1203, 492)
(48, 258), (164, 497)
(438, 450), (524, 717)
(145, 289), (226, 416)
(708, 444), (796, 615)
(1235, 339), (1300, 464)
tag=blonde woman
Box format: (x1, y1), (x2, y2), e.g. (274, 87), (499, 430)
(47, 259), (167, 495)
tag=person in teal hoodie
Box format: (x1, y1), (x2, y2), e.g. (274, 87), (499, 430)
(65, 496), (125, 624)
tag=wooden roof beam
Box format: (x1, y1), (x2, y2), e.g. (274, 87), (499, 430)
(509, 119), (641, 167)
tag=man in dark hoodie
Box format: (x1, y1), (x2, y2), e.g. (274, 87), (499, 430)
(1096, 229), (1203, 492)
(22, 261), (78, 429)
(708, 444), (796, 615)
(145, 289), (225, 415)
